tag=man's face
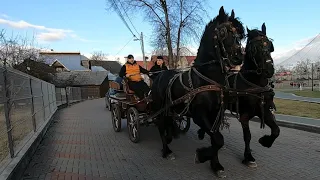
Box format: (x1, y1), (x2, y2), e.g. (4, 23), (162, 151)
(128, 58), (134, 63)
(156, 59), (163, 65)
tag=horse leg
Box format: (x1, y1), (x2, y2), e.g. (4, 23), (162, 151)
(258, 109), (280, 148)
(197, 128), (206, 140)
(239, 113), (257, 168)
(210, 131), (226, 178)
(157, 116), (175, 160)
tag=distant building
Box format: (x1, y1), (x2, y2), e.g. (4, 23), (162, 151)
(40, 51), (90, 72)
(39, 51), (122, 74)
(53, 71), (113, 98)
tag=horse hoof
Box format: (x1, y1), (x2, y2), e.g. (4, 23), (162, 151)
(216, 170), (226, 178)
(242, 160), (257, 168)
(194, 153), (200, 164)
(167, 153), (176, 160)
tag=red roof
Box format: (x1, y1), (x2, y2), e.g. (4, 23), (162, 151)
(135, 61), (154, 70)
(185, 56), (197, 65)
(275, 71), (292, 76)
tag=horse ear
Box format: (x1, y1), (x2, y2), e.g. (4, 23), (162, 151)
(246, 26), (250, 34)
(218, 6), (225, 17)
(262, 23), (266, 35)
(230, 9), (235, 19)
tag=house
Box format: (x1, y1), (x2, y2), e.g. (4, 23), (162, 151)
(39, 51), (91, 72)
(89, 60), (122, 74)
(53, 71), (112, 98)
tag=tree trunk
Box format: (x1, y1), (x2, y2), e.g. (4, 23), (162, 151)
(175, 0), (183, 69)
(160, 0), (174, 69)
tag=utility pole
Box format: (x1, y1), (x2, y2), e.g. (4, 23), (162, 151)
(134, 32), (149, 85)
(134, 32), (146, 69)
(140, 32), (146, 69)
(311, 63), (314, 91)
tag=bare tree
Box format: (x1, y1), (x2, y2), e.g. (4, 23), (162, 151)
(0, 29), (40, 67)
(90, 51), (108, 61)
(275, 65), (289, 73)
(294, 59), (312, 80)
(106, 0), (208, 68)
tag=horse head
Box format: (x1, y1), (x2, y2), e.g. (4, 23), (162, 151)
(244, 23), (275, 78)
(194, 6), (245, 69)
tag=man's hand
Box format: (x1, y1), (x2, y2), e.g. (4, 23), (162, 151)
(126, 74), (130, 78)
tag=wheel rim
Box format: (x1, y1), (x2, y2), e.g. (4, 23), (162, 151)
(129, 112), (137, 138)
(113, 108), (119, 129)
(179, 119), (187, 130)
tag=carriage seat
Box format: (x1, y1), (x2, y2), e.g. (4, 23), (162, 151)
(109, 81), (122, 91)
(122, 78), (135, 95)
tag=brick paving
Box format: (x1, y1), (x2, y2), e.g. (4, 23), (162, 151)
(23, 99), (320, 180)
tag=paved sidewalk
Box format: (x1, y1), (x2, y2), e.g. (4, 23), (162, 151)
(275, 91), (320, 103)
(23, 99), (320, 180)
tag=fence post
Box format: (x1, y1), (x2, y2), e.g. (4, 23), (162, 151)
(2, 68), (14, 158)
(29, 78), (36, 132)
(47, 83), (51, 114)
(66, 87), (69, 106)
(41, 81), (45, 121)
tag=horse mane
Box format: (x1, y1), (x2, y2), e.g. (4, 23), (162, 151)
(243, 28), (267, 70)
(194, 11), (245, 64)
(246, 29), (264, 41)
(229, 17), (245, 40)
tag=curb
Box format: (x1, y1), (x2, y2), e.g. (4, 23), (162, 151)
(225, 113), (320, 134)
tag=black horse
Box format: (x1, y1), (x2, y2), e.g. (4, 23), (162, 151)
(151, 6), (245, 177)
(197, 23), (280, 168)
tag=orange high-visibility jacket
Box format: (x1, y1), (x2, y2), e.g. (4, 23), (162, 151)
(125, 63), (143, 82)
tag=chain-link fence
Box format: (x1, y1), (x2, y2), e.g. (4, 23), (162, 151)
(0, 66), (95, 171)
(0, 66), (58, 168)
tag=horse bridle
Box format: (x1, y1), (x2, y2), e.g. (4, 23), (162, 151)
(246, 35), (274, 75)
(211, 21), (243, 72)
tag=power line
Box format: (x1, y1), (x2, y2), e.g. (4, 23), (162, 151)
(281, 33), (320, 64)
(115, 38), (133, 56)
(118, 0), (140, 35)
(110, 0), (138, 38)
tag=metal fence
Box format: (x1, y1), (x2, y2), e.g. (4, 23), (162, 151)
(0, 67), (93, 171)
(0, 67), (57, 168)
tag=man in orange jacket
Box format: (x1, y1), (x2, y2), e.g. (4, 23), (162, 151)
(119, 54), (150, 99)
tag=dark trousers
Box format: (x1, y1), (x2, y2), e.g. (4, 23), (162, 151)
(128, 80), (150, 99)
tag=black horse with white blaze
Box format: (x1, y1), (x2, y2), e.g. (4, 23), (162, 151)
(151, 6), (245, 177)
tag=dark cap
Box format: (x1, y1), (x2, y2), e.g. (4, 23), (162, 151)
(126, 54), (134, 59)
(157, 56), (163, 60)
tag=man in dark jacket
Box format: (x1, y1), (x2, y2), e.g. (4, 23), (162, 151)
(119, 54), (150, 99)
(149, 56), (168, 81)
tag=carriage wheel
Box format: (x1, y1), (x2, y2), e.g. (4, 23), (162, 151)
(111, 104), (121, 132)
(176, 116), (191, 133)
(127, 107), (140, 143)
(106, 98), (112, 111)
(106, 93), (112, 111)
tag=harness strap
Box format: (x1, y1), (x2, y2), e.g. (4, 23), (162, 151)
(142, 85), (222, 123)
(179, 73), (192, 91)
(192, 67), (222, 87)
